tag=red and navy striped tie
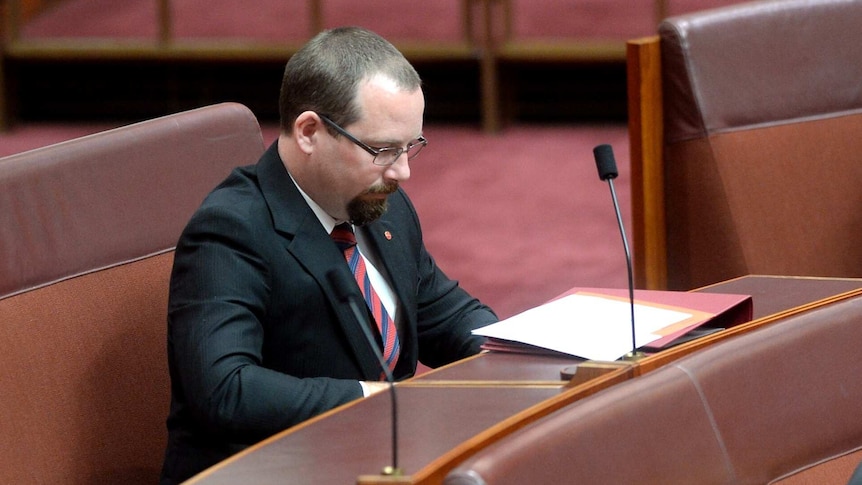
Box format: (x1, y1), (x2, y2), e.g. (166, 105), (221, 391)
(331, 223), (400, 376)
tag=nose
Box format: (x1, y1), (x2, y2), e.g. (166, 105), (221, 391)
(384, 152), (411, 182)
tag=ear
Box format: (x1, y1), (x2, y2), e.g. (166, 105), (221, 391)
(293, 111), (322, 156)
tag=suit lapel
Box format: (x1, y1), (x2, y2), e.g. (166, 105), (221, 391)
(288, 222), (384, 380)
(256, 143), (382, 380)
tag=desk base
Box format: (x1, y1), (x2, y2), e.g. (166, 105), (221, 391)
(357, 474), (414, 484)
(561, 360), (634, 383)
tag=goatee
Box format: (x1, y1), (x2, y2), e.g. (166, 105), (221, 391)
(347, 181), (398, 226)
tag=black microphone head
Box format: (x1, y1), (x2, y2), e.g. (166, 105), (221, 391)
(593, 144), (619, 181)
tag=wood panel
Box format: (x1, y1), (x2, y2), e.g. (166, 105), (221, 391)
(626, 36), (666, 290)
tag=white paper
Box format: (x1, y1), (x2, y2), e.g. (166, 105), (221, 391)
(472, 294), (693, 361)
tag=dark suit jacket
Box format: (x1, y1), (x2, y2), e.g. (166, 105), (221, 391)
(160, 142), (497, 484)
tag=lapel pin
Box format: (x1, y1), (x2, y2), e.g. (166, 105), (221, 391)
(384, 230), (392, 240)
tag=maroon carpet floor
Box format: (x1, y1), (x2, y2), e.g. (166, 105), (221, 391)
(407, 123), (631, 318)
(6, 0), (698, 318)
(0, 121), (629, 319)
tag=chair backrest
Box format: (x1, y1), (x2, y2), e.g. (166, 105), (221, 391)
(0, 102), (265, 483)
(445, 294), (862, 485)
(628, 0), (862, 290)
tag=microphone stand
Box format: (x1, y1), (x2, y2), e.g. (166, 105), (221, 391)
(326, 270), (411, 484)
(607, 174), (644, 361)
(344, 295), (401, 477)
(594, 144), (645, 361)
(560, 145), (645, 382)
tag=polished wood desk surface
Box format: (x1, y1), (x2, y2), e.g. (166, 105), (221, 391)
(636, 275), (862, 374)
(186, 275), (862, 485)
(697, 274), (862, 319)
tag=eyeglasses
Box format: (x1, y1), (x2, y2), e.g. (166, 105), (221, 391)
(319, 114), (427, 166)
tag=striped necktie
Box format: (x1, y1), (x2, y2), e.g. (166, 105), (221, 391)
(331, 223), (400, 375)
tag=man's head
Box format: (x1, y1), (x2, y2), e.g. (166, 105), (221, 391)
(278, 27), (426, 226)
(279, 26), (421, 134)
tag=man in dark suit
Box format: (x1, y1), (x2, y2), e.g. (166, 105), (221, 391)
(159, 26), (498, 484)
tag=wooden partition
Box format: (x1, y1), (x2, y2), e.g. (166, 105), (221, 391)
(2, 0), (480, 129)
(1, 0), (734, 132)
(627, 35), (664, 290)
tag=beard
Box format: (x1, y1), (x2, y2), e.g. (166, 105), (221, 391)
(347, 181), (399, 226)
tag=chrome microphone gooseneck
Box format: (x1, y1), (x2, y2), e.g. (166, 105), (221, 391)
(326, 269), (401, 476)
(592, 144), (644, 360)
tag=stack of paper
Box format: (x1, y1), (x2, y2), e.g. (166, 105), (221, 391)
(473, 288), (752, 361)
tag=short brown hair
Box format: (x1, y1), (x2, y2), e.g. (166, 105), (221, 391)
(278, 26), (421, 133)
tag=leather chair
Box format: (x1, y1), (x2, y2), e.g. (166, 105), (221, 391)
(627, 0), (862, 290)
(0, 103), (265, 483)
(445, 294), (862, 485)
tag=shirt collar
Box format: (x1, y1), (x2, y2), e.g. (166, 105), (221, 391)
(286, 171), (347, 235)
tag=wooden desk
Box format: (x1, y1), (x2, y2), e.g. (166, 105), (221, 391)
(186, 275), (862, 485)
(698, 274), (862, 319)
(635, 275), (862, 374)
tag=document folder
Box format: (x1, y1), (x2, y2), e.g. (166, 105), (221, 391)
(474, 287), (752, 361)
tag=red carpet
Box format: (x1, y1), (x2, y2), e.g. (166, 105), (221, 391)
(6, 0), (696, 318)
(407, 123), (630, 318)
(0, 121), (628, 319)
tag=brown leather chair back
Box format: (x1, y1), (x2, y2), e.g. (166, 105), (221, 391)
(629, 0), (862, 290)
(445, 294), (862, 485)
(0, 103), (265, 483)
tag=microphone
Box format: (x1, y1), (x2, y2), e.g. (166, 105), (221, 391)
(593, 144), (644, 361)
(326, 269), (402, 477)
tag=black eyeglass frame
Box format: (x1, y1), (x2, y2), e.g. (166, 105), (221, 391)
(318, 114), (427, 166)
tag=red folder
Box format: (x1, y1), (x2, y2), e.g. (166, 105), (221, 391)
(556, 287), (752, 351)
(480, 287), (752, 358)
